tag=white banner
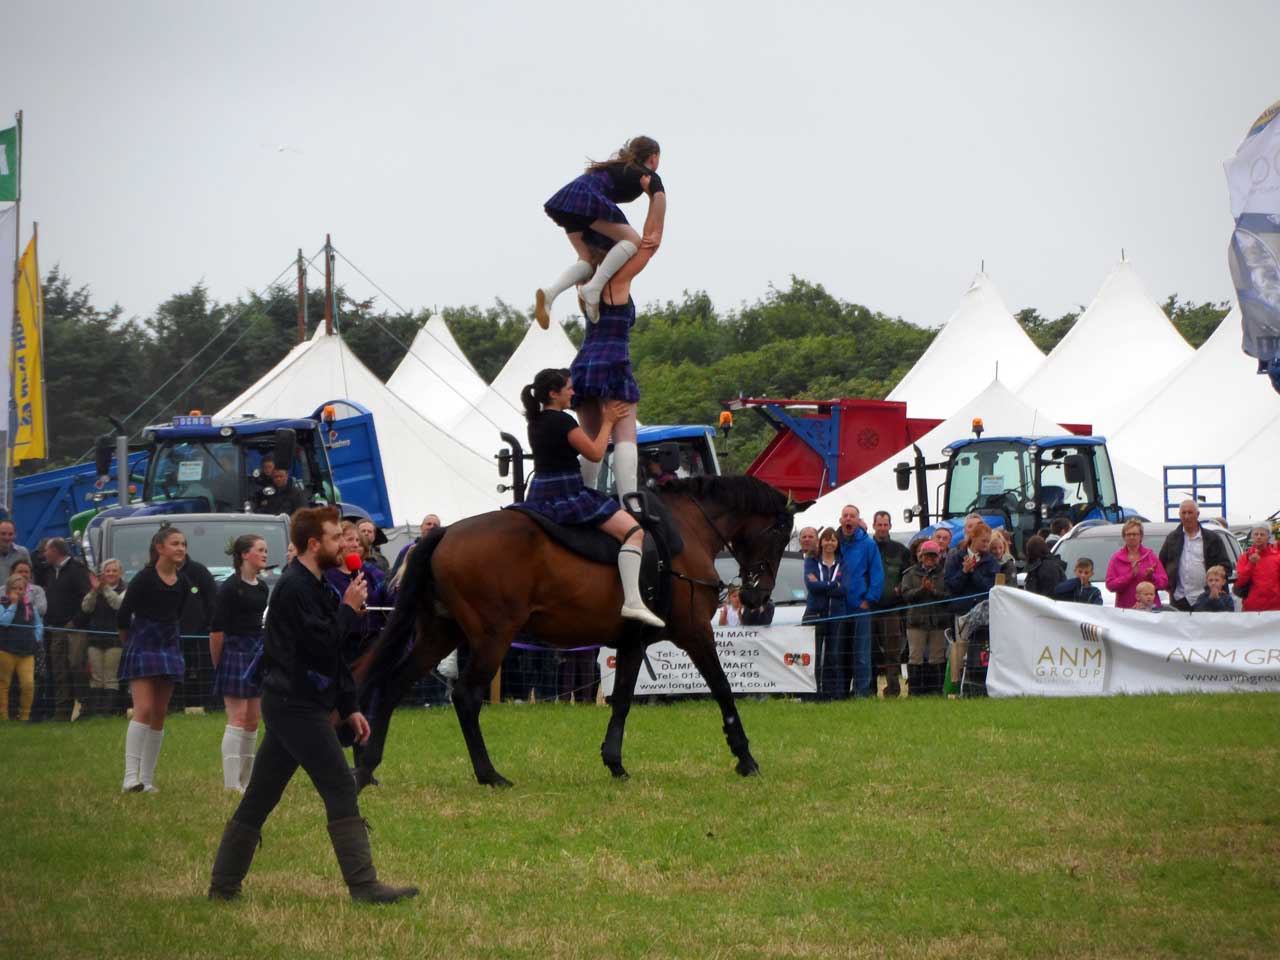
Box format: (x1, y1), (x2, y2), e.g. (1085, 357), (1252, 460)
(598, 622), (816, 697)
(988, 586), (1280, 698)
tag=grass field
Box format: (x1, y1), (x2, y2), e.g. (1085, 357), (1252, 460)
(2, 693), (1279, 959)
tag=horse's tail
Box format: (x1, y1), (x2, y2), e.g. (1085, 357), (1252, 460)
(356, 526), (446, 699)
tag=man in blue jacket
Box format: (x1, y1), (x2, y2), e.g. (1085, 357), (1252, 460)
(837, 505), (884, 698)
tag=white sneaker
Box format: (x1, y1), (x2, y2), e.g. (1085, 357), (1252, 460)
(122, 781), (143, 794)
(581, 288), (600, 323)
(621, 605), (665, 629)
(142, 785), (160, 794)
(535, 289), (551, 329)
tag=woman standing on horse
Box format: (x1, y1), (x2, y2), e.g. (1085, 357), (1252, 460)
(518, 369), (665, 628)
(536, 135), (665, 328)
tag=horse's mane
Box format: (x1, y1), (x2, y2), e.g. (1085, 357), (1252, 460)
(662, 474), (788, 516)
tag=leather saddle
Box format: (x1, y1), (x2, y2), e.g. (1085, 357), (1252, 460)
(510, 489), (684, 623)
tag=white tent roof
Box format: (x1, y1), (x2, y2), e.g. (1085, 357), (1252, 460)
(384, 314), (527, 453)
(886, 272), (1044, 418)
(1109, 310), (1280, 521)
(795, 379), (1162, 532)
(216, 326), (504, 525)
(490, 318), (579, 410)
(1017, 259), (1193, 434)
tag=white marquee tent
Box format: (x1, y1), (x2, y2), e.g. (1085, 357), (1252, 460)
(795, 379), (1162, 533)
(488, 317), (580, 412)
(385, 314), (527, 449)
(216, 325), (504, 524)
(1108, 310), (1280, 521)
(1017, 259), (1193, 434)
(886, 272), (1044, 419)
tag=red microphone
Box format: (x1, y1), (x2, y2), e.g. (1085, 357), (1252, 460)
(344, 553), (363, 573)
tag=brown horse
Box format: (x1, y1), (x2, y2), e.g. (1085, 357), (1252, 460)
(352, 475), (810, 788)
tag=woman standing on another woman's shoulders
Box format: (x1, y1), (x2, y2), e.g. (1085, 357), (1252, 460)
(210, 535), (270, 793)
(117, 527), (190, 793)
(537, 135), (665, 327)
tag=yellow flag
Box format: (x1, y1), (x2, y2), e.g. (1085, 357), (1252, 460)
(11, 232), (46, 465)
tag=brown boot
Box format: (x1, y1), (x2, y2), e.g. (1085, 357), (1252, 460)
(208, 819), (261, 900)
(326, 816), (419, 904)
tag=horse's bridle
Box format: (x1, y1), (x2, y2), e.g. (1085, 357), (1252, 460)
(679, 493), (791, 600)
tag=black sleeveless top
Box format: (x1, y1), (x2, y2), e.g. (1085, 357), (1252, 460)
(528, 410), (581, 474)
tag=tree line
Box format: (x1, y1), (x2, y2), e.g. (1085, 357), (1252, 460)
(31, 268), (1230, 476)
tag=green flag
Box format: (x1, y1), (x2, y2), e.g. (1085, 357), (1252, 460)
(0, 126), (17, 201)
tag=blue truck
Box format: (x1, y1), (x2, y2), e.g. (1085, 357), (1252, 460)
(12, 401), (393, 554)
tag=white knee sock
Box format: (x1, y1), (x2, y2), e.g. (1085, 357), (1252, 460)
(123, 720), (148, 791)
(541, 260), (592, 306)
(580, 240), (638, 308)
(140, 727), (165, 791)
(238, 727), (258, 790)
(613, 441), (638, 502)
(580, 456), (601, 490)
(221, 725), (241, 790)
(618, 545), (645, 610)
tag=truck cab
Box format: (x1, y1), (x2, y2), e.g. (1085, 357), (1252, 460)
(898, 427), (1137, 554)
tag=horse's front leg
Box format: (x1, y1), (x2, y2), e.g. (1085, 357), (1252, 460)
(601, 635), (645, 779)
(680, 624), (760, 777)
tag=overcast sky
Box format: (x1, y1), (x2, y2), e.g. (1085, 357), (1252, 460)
(6, 0), (1275, 334)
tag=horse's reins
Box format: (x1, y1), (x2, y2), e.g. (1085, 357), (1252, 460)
(675, 493), (789, 599)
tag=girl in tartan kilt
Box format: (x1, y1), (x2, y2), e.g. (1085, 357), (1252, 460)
(515, 369), (664, 628)
(117, 527), (190, 793)
(210, 535), (270, 793)
(536, 136), (666, 327)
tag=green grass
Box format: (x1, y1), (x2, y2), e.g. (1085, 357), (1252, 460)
(2, 694), (1279, 959)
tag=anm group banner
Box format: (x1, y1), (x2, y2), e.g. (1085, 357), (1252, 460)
(988, 587), (1280, 698)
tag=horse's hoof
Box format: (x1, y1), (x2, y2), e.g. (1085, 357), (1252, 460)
(479, 773), (514, 788)
(353, 768), (379, 793)
(735, 758), (761, 777)
(606, 763), (629, 780)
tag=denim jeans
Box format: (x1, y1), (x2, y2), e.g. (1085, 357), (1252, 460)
(850, 616), (873, 696)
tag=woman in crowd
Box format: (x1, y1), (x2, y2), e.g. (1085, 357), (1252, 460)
(1022, 535), (1066, 597)
(78, 558), (126, 718)
(804, 527), (848, 700)
(899, 539), (950, 695)
(10, 558), (50, 719)
(1105, 518), (1168, 609)
(988, 529), (1017, 583)
(516, 368), (664, 627)
(1235, 525), (1280, 611)
(0, 573), (42, 721)
(210, 535), (270, 793)
(117, 527), (189, 793)
(324, 522), (386, 664)
(536, 135), (664, 327)
(944, 521), (1000, 614)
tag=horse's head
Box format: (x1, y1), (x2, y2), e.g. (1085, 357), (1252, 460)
(668, 476), (815, 610)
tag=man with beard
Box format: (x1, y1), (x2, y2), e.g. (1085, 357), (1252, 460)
(207, 506), (417, 904)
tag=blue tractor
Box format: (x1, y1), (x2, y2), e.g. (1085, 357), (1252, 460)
(895, 421), (1142, 553)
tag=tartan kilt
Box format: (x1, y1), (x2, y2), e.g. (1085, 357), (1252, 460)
(520, 470), (620, 526)
(544, 171), (629, 229)
(212, 632), (264, 699)
(118, 617), (185, 683)
(570, 302), (640, 404)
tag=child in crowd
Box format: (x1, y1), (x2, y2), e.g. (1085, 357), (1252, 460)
(718, 586), (743, 626)
(1053, 559), (1104, 605)
(1191, 565), (1236, 612)
(1132, 581), (1172, 612)
(0, 572), (43, 720)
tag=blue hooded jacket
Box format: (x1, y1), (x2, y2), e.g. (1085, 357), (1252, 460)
(837, 525), (884, 610)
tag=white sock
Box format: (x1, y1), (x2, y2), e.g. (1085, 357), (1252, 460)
(618, 544), (645, 610)
(613, 441), (638, 502)
(238, 727), (258, 790)
(581, 240), (638, 304)
(140, 727), (165, 789)
(580, 456), (601, 490)
(221, 725), (241, 790)
(123, 720), (148, 791)
(542, 260), (592, 305)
